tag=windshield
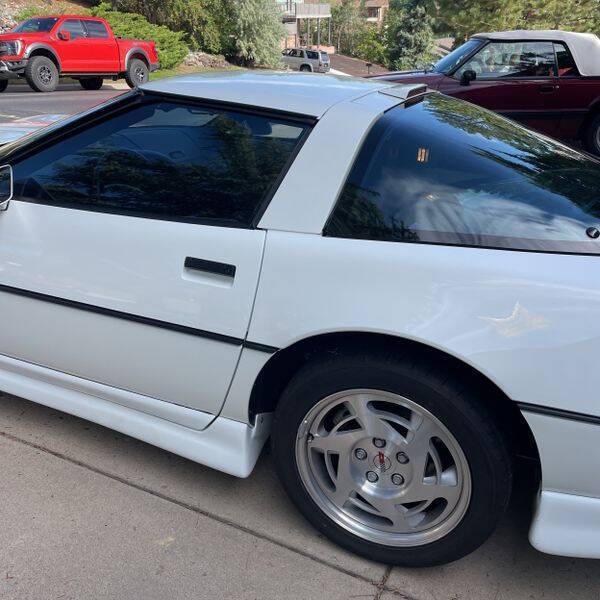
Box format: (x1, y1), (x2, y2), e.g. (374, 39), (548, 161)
(13, 17), (58, 33)
(433, 39), (483, 74)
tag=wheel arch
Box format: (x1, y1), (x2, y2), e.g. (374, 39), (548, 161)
(249, 330), (539, 463)
(578, 99), (600, 139)
(300, 63), (313, 72)
(24, 44), (61, 71)
(125, 48), (150, 70)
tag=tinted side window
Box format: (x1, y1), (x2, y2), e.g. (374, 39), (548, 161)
(457, 41), (555, 79)
(85, 20), (109, 39)
(326, 94), (600, 254)
(555, 42), (579, 76)
(12, 101), (308, 227)
(306, 50), (319, 60)
(60, 19), (86, 39)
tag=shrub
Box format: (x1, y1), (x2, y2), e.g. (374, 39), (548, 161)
(91, 2), (188, 70)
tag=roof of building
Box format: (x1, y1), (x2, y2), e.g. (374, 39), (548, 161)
(472, 30), (600, 76)
(141, 71), (392, 118)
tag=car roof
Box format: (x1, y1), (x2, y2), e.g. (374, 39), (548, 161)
(140, 71), (393, 118)
(472, 30), (600, 76)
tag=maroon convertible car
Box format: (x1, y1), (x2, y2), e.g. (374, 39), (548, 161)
(375, 30), (600, 155)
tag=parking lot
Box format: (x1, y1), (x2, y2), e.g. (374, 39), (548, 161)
(1, 391), (599, 600)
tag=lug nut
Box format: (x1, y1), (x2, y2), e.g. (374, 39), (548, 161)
(354, 448), (367, 460)
(373, 438), (386, 448)
(396, 452), (409, 464)
(391, 473), (405, 486)
(366, 471), (379, 483)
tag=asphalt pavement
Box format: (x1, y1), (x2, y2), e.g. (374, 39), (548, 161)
(0, 81), (128, 123)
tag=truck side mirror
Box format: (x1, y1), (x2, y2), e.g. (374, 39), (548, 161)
(0, 165), (13, 211)
(460, 69), (476, 86)
(58, 30), (71, 41)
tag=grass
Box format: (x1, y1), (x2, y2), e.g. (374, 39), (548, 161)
(149, 63), (242, 81)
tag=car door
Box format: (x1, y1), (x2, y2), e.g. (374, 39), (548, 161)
(0, 95), (309, 417)
(55, 18), (88, 72)
(80, 19), (120, 73)
(545, 42), (599, 141)
(439, 40), (559, 136)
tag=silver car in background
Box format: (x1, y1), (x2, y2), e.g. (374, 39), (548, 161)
(282, 48), (330, 73)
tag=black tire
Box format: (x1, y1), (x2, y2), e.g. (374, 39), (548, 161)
(25, 55), (59, 92)
(79, 77), (104, 91)
(125, 58), (149, 88)
(271, 351), (513, 567)
(299, 64), (312, 72)
(0, 80), (8, 93)
(583, 113), (600, 156)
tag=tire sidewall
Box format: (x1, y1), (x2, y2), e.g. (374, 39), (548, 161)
(126, 59), (149, 88)
(272, 355), (512, 566)
(585, 115), (600, 156)
(26, 56), (58, 92)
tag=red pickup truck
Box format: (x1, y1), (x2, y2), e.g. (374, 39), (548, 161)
(0, 15), (159, 93)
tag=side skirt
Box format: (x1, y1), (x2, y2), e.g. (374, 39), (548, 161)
(0, 353), (271, 478)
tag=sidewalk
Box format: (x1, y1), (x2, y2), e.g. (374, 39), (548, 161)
(1, 392), (599, 599)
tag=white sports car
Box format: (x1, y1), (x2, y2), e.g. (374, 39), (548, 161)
(0, 72), (599, 566)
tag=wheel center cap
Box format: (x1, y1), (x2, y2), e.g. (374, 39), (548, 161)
(372, 451), (391, 472)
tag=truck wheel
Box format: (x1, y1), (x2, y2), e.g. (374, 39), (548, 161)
(0, 80), (8, 93)
(79, 77), (104, 91)
(584, 114), (600, 156)
(272, 351), (513, 567)
(125, 58), (149, 88)
(25, 56), (59, 92)
(299, 64), (312, 72)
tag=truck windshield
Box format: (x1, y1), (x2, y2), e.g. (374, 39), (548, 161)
(13, 18), (59, 33)
(433, 39), (483, 74)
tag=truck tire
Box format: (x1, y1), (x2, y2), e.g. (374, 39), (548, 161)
(25, 55), (59, 92)
(584, 114), (600, 156)
(79, 77), (104, 91)
(0, 80), (8, 93)
(299, 64), (312, 72)
(125, 58), (149, 88)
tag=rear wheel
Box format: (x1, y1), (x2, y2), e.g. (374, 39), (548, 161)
(299, 64), (311, 72)
(272, 352), (513, 567)
(79, 77), (104, 91)
(25, 55), (59, 92)
(125, 58), (149, 88)
(583, 114), (600, 156)
(0, 80), (8, 93)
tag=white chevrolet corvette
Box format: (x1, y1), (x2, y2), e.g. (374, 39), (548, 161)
(0, 72), (599, 567)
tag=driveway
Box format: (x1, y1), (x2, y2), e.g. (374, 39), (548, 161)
(1, 392), (599, 600)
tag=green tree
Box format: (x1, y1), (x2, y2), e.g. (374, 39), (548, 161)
(331, 0), (364, 55)
(437, 0), (526, 45)
(524, 0), (600, 32)
(355, 25), (387, 64)
(385, 1), (435, 70)
(109, 0), (229, 53)
(226, 0), (285, 68)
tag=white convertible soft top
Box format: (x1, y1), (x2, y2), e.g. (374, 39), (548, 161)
(473, 30), (600, 77)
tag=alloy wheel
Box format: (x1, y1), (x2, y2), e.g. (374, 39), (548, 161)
(295, 389), (471, 547)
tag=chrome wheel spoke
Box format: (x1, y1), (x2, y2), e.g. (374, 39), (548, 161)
(310, 429), (362, 453)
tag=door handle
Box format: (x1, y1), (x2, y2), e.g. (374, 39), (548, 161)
(539, 84), (557, 93)
(184, 257), (236, 278)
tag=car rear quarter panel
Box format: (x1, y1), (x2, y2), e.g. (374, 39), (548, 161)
(248, 231), (600, 418)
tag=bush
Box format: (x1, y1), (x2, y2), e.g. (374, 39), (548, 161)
(91, 2), (188, 70)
